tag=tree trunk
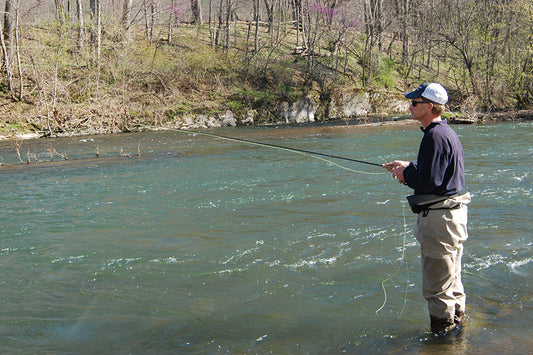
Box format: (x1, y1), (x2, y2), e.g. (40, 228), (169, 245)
(263, 0), (275, 33)
(122, 0), (133, 28)
(168, 0), (175, 42)
(225, 0), (232, 52)
(0, 1), (14, 98)
(90, 0), (96, 16)
(14, 0), (22, 100)
(400, 0), (409, 64)
(55, 0), (65, 25)
(363, 0), (384, 84)
(215, 0), (223, 47)
(292, 0), (302, 47)
(76, 0), (85, 50)
(144, 0), (155, 44)
(3, 0), (13, 48)
(191, 0), (203, 25)
(208, 0), (214, 45)
(96, 0), (101, 65)
(122, 0), (133, 42)
(88, 0), (97, 44)
(253, 0), (259, 52)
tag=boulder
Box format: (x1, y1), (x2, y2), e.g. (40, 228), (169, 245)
(280, 97), (316, 124)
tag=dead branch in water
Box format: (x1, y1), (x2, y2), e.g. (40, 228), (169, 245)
(12, 140), (24, 164)
(47, 144), (68, 161)
(120, 148), (131, 157)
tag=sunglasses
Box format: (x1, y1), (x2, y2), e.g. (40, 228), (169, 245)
(411, 100), (430, 107)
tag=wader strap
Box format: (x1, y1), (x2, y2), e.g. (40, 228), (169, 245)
(408, 192), (470, 215)
(421, 204), (462, 217)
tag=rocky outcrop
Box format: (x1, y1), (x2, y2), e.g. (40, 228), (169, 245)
(274, 90), (409, 125)
(328, 91), (372, 119)
(279, 96), (317, 124)
(175, 90), (410, 128)
(175, 110), (237, 129)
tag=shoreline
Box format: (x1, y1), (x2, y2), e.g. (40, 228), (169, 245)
(0, 117), (420, 142)
(1, 109), (531, 142)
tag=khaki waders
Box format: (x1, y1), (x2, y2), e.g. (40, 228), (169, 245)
(414, 192), (471, 332)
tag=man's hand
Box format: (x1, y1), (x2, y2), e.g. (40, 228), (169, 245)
(383, 160), (410, 184)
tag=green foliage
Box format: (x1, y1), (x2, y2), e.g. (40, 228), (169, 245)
(164, 101), (195, 119)
(128, 108), (152, 120)
(0, 122), (24, 132)
(182, 46), (228, 73)
(442, 112), (457, 119)
(0, 82), (10, 95)
(226, 99), (245, 113)
(374, 58), (398, 89)
(232, 89), (276, 109)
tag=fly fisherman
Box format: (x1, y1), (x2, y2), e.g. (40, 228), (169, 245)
(384, 83), (471, 336)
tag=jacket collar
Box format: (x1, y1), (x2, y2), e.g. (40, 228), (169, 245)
(421, 119), (447, 132)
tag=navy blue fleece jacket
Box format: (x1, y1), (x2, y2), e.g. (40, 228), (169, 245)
(403, 120), (465, 196)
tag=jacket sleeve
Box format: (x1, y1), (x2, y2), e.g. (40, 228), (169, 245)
(403, 133), (449, 194)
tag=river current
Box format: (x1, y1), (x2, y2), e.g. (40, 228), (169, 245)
(0, 121), (531, 353)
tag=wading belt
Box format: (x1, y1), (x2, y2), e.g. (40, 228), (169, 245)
(406, 193), (460, 215)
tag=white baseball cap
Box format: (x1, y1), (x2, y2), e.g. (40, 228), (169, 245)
(404, 83), (448, 105)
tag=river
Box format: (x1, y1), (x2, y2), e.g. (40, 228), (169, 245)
(0, 121), (531, 353)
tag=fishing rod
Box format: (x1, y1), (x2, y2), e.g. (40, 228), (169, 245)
(176, 129), (385, 168)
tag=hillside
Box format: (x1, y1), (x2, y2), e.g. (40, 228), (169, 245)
(0, 1), (532, 139)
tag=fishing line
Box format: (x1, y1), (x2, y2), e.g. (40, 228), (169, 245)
(172, 128), (386, 175)
(174, 128), (411, 311)
(375, 197), (410, 315)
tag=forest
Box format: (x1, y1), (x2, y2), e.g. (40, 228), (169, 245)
(0, 0), (532, 136)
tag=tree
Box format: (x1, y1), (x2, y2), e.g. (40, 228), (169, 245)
(3, 0), (14, 48)
(1, 0), (17, 99)
(504, 0), (533, 107)
(122, 0), (133, 41)
(390, 0), (410, 64)
(252, 0), (260, 52)
(123, 0), (133, 28)
(13, 0), (22, 100)
(90, 0), (96, 16)
(144, 0), (156, 43)
(76, 0), (86, 49)
(263, 0), (276, 33)
(0, 2), (14, 99)
(54, 0), (65, 25)
(94, 0), (101, 64)
(362, 0), (384, 85)
(224, 0), (233, 52)
(191, 0), (202, 24)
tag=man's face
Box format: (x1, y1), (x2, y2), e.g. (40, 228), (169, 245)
(409, 99), (431, 120)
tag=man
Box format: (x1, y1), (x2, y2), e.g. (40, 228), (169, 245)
(384, 83), (471, 336)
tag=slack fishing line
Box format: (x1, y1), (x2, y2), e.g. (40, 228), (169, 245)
(174, 128), (408, 313)
(375, 197), (410, 315)
(173, 129), (386, 175)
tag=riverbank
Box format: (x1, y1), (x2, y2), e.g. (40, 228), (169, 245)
(1, 107), (532, 143)
(0, 16), (530, 145)
(0, 116), (425, 142)
(1, 17), (531, 143)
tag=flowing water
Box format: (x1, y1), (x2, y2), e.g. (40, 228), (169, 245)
(0, 121), (531, 353)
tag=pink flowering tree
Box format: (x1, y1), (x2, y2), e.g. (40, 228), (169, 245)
(171, 0), (189, 27)
(304, 0), (361, 75)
